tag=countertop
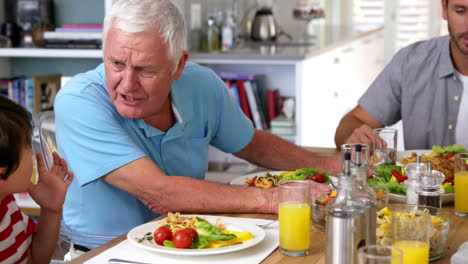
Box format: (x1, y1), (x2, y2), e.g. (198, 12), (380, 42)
(190, 24), (383, 63)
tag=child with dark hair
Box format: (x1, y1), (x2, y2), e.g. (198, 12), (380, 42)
(0, 96), (73, 264)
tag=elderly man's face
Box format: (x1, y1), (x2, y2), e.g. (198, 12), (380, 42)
(443, 0), (468, 56)
(103, 26), (178, 120)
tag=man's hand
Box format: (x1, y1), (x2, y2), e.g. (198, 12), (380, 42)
(29, 152), (74, 214)
(344, 124), (375, 148)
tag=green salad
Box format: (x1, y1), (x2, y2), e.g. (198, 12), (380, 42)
(369, 164), (454, 196)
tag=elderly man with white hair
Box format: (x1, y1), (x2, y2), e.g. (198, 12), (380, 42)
(55, 0), (340, 252)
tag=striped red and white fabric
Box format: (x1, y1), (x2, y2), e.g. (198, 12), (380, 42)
(0, 194), (37, 264)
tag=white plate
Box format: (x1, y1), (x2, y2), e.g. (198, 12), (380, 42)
(127, 215), (266, 256)
(229, 171), (286, 186)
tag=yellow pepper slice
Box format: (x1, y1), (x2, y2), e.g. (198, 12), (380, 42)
(279, 171), (295, 176)
(205, 231), (253, 248)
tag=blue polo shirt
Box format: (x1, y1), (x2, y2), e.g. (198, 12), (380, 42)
(54, 62), (254, 247)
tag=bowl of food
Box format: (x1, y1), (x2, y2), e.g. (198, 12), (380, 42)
(311, 190), (334, 231)
(376, 204), (452, 261)
(369, 184), (390, 210)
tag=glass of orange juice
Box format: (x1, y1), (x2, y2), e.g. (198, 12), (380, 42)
(278, 180), (310, 256)
(455, 153), (468, 217)
(358, 245), (403, 264)
(392, 207), (430, 264)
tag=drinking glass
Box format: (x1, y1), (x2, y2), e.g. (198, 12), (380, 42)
(358, 245), (403, 264)
(278, 180), (311, 256)
(372, 128), (397, 167)
(454, 153), (468, 217)
(392, 207), (430, 264)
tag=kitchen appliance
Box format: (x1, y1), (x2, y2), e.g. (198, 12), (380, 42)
(250, 7), (279, 41)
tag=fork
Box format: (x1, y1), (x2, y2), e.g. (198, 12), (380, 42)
(108, 258), (152, 264)
(257, 220), (276, 229)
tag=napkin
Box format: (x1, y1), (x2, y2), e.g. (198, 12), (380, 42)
(451, 241), (468, 264)
(84, 217), (279, 264)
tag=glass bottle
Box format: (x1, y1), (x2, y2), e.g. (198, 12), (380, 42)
(327, 152), (366, 264)
(203, 16), (221, 52)
(347, 144), (377, 246)
(222, 10), (236, 52)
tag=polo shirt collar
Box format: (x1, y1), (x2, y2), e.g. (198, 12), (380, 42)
(438, 36), (456, 79)
(135, 80), (193, 138)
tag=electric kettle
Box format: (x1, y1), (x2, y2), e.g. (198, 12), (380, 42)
(250, 8), (279, 41)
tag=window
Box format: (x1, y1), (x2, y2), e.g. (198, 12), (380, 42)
(352, 0), (443, 59)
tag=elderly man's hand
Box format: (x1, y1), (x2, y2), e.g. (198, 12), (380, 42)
(344, 124), (375, 148)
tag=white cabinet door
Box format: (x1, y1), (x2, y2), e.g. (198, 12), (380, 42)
(299, 49), (351, 148)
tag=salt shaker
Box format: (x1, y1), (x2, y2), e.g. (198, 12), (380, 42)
(405, 156), (428, 205)
(418, 163), (445, 212)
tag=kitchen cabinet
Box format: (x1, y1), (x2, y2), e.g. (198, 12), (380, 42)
(192, 26), (384, 150)
(300, 30), (384, 147)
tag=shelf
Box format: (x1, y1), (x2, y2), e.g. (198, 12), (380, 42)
(0, 48), (102, 59)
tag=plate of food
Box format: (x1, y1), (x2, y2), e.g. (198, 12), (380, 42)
(370, 144), (462, 204)
(229, 168), (333, 188)
(127, 213), (265, 256)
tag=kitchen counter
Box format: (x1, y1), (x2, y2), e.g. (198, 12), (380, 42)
(189, 24), (383, 64)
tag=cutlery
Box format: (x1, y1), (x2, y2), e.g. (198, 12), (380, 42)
(257, 220), (276, 229)
(108, 258), (153, 264)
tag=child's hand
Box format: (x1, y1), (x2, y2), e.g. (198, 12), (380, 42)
(28, 152), (74, 214)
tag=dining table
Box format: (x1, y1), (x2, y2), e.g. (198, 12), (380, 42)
(69, 147), (468, 264)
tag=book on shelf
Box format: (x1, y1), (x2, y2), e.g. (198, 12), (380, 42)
(270, 115), (296, 136)
(244, 81), (265, 130)
(43, 39), (102, 49)
(55, 27), (103, 33)
(43, 31), (103, 40)
(267, 89), (279, 122)
(216, 71), (273, 130)
(0, 74), (61, 115)
(235, 80), (252, 120)
(61, 24), (103, 30)
(216, 71), (255, 81)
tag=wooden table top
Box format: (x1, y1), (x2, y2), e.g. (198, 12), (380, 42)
(69, 147), (467, 263)
(69, 206), (466, 264)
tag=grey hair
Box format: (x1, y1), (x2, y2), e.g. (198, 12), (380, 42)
(103, 0), (186, 72)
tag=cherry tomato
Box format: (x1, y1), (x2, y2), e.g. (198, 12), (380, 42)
(183, 228), (198, 240)
(153, 226), (172, 246)
(314, 173), (325, 183)
(173, 229), (193, 248)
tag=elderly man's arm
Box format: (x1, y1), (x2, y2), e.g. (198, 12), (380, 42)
(334, 105), (384, 149)
(234, 130), (342, 174)
(102, 158), (278, 215)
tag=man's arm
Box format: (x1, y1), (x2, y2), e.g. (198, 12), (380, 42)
(234, 130), (342, 174)
(102, 158), (278, 215)
(334, 105), (384, 149)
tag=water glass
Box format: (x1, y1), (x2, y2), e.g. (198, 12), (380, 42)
(392, 207), (431, 264)
(372, 128), (397, 167)
(278, 180), (311, 256)
(454, 153), (468, 217)
(358, 245), (403, 264)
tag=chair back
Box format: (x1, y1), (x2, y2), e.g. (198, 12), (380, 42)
(36, 111), (118, 259)
(37, 111), (57, 171)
